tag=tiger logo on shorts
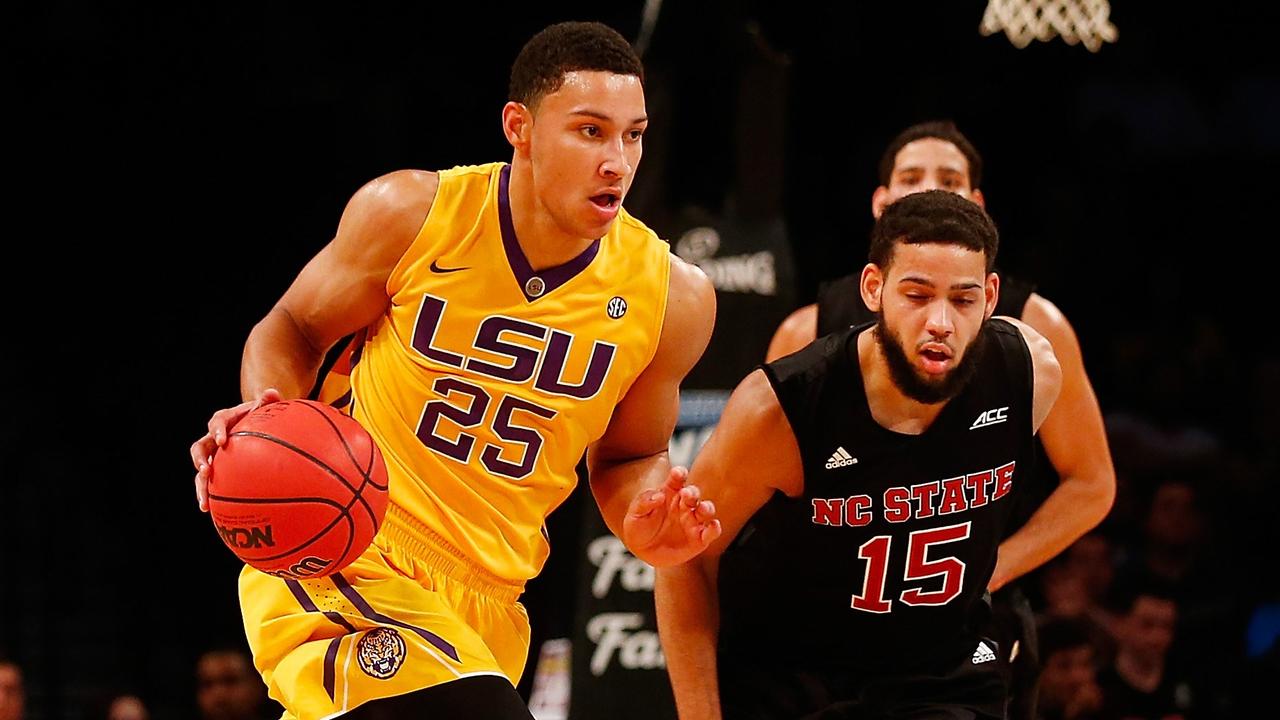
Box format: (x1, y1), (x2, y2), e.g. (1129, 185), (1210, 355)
(357, 627), (407, 679)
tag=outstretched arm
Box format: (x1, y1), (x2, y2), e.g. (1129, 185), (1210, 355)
(587, 256), (719, 567)
(656, 369), (803, 720)
(189, 170), (438, 510)
(990, 301), (1114, 590)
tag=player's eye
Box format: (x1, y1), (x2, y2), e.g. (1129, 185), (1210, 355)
(580, 125), (600, 138)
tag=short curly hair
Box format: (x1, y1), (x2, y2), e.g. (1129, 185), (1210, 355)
(869, 190), (999, 272)
(509, 21), (644, 110)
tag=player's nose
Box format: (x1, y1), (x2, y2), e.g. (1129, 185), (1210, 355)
(925, 302), (954, 336)
(599, 137), (632, 179)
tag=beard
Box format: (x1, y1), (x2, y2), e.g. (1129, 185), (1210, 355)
(875, 310), (990, 404)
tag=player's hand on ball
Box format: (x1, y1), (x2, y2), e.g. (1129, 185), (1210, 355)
(190, 388), (283, 512)
(204, 399), (388, 577)
(622, 466), (722, 567)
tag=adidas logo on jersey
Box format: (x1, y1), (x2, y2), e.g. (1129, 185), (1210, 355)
(972, 641), (997, 664)
(970, 406), (1009, 430)
(825, 447), (858, 469)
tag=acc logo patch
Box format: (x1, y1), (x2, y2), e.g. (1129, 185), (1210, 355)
(357, 627), (407, 679)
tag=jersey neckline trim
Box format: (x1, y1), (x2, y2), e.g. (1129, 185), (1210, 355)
(498, 164), (601, 302)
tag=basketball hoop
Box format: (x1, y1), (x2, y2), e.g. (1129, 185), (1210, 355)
(980, 0), (1118, 52)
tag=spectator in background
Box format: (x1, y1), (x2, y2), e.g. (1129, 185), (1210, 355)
(197, 648), (274, 720)
(106, 694), (148, 720)
(0, 655), (22, 720)
(1036, 617), (1103, 720)
(1036, 554), (1115, 665)
(1134, 480), (1205, 589)
(1041, 559), (1089, 615)
(1097, 583), (1192, 720)
(1063, 532), (1116, 609)
(1037, 532), (1119, 638)
(83, 689), (150, 720)
(1113, 475), (1232, 707)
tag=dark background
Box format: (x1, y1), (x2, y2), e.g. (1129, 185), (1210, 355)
(5, 1), (1277, 718)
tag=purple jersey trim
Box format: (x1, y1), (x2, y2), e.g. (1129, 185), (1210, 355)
(284, 579), (357, 701)
(498, 164), (601, 302)
(332, 573), (461, 662)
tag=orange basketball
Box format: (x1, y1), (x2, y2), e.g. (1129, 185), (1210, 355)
(208, 399), (388, 579)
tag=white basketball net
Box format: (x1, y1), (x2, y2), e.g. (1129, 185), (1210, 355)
(980, 0), (1118, 52)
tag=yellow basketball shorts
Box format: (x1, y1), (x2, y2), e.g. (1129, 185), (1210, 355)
(239, 506), (531, 720)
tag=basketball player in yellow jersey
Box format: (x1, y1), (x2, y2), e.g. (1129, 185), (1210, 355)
(189, 22), (721, 720)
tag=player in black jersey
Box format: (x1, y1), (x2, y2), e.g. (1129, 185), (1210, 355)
(656, 190), (1063, 719)
(767, 121), (1116, 719)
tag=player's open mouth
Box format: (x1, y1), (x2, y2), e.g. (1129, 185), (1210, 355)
(590, 192), (621, 209)
(919, 344), (953, 374)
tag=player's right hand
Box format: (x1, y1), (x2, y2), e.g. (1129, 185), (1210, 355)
(190, 388), (283, 512)
(622, 465), (722, 567)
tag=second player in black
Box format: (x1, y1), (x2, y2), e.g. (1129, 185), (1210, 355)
(656, 190), (1065, 719)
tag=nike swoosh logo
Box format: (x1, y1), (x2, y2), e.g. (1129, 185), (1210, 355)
(429, 260), (470, 274)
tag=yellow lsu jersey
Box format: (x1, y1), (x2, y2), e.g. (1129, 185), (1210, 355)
(348, 162), (670, 584)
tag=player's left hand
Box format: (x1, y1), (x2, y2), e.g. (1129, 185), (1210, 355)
(622, 466), (722, 567)
(190, 387), (283, 513)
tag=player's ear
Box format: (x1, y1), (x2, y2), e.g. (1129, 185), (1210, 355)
(970, 187), (986, 209)
(984, 271), (1000, 318)
(502, 101), (533, 152)
(860, 263), (884, 312)
(871, 186), (891, 219)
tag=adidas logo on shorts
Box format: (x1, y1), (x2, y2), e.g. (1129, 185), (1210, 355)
(972, 641), (997, 664)
(825, 446), (858, 469)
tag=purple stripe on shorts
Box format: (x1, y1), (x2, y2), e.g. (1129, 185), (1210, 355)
(284, 579), (358, 633)
(332, 573), (461, 662)
(322, 637), (341, 701)
(284, 579), (356, 702)
(329, 388), (352, 410)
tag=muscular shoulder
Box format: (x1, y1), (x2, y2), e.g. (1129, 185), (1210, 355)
(347, 170), (439, 229)
(1018, 293), (1075, 345)
(1012, 293), (1089, 371)
(766, 304), (818, 362)
(653, 255), (716, 374)
(667, 253), (716, 330)
(725, 369), (795, 452)
(998, 316), (1062, 431)
(696, 368), (803, 508)
(334, 170), (440, 272)
(995, 317), (1056, 371)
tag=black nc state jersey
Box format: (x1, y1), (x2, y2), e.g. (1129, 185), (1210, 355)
(717, 319), (1036, 672)
(817, 273), (1053, 533)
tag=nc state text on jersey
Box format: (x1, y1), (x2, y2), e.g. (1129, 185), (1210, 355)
(810, 461), (1016, 527)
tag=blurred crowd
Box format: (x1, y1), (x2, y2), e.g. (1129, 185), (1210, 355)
(0, 648), (281, 720)
(1022, 400), (1278, 718)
